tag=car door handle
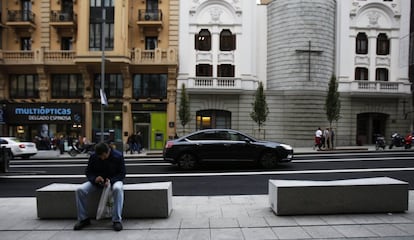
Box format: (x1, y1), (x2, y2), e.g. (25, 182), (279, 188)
(224, 144), (231, 147)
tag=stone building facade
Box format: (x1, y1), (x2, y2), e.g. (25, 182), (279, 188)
(177, 0), (412, 147)
(0, 0), (179, 150)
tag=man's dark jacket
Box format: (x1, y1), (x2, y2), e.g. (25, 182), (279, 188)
(85, 149), (126, 186)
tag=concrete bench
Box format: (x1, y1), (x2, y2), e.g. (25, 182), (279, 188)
(269, 177), (409, 215)
(36, 181), (172, 219)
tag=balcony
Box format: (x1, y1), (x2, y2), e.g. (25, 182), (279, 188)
(338, 80), (412, 97)
(6, 10), (36, 32)
(180, 77), (257, 94)
(136, 9), (163, 29)
(0, 48), (177, 66)
(50, 11), (76, 30)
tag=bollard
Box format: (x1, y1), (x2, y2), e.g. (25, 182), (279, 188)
(0, 146), (11, 173)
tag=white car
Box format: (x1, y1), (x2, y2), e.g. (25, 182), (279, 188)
(0, 137), (38, 159)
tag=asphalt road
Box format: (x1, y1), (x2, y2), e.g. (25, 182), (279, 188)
(1, 151), (414, 197)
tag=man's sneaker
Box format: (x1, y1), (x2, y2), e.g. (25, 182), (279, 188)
(113, 221), (123, 231)
(73, 218), (91, 230)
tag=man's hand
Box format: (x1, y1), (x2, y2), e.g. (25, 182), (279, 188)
(95, 176), (105, 186)
(95, 176), (110, 187)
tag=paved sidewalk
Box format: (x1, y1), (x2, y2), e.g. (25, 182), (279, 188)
(1, 192), (414, 240)
(4, 145), (412, 239)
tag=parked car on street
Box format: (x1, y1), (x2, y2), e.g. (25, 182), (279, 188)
(163, 129), (293, 170)
(0, 137), (38, 159)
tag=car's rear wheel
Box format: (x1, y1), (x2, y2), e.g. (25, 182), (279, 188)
(260, 151), (278, 169)
(177, 153), (197, 170)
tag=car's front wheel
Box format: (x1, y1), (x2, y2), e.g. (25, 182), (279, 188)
(177, 153), (197, 170)
(260, 151), (278, 169)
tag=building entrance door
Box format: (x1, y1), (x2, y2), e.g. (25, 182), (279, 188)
(356, 113), (388, 145)
(135, 124), (150, 151)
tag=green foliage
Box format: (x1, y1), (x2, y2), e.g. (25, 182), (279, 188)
(178, 83), (191, 129)
(250, 82), (269, 131)
(325, 74), (341, 126)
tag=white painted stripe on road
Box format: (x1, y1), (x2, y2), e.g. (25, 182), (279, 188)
(9, 163), (171, 168)
(2, 167), (414, 179)
(296, 156), (414, 162)
(10, 156), (413, 167)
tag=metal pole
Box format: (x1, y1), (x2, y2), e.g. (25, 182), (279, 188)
(100, 8), (106, 142)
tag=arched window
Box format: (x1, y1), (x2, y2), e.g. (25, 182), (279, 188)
(355, 67), (368, 80)
(220, 29), (236, 51)
(376, 68), (389, 81)
(195, 29), (211, 51)
(356, 32), (368, 54)
(196, 110), (231, 130)
(377, 33), (390, 55)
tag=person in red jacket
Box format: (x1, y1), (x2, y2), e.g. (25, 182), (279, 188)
(73, 142), (126, 231)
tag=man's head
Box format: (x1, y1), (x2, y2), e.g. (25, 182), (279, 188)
(95, 142), (110, 160)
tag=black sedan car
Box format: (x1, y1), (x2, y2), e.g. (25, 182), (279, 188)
(163, 129), (293, 170)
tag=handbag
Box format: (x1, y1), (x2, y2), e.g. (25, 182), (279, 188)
(96, 185), (113, 220)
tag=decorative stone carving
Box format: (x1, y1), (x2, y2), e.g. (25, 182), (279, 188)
(367, 11), (380, 27)
(210, 7), (223, 23)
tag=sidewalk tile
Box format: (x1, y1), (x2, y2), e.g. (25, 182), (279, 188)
(221, 205), (249, 218)
(210, 217), (239, 228)
(145, 229), (179, 240)
(181, 218), (209, 229)
(293, 216), (326, 226)
(365, 223), (410, 237)
(34, 220), (73, 230)
(333, 225), (379, 238)
(376, 213), (414, 224)
(150, 217), (182, 229)
(237, 217), (268, 228)
(196, 205), (223, 218)
(320, 215), (357, 225)
(272, 226), (312, 239)
(241, 227), (277, 240)
(123, 219), (154, 229)
(395, 223), (414, 235)
(265, 216), (298, 227)
(211, 228), (244, 240)
(19, 230), (60, 240)
(350, 214), (385, 224)
(302, 225), (345, 238)
(178, 229), (210, 240)
(112, 229), (148, 240)
(245, 206), (275, 217)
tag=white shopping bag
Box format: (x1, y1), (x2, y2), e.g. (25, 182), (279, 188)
(96, 185), (113, 220)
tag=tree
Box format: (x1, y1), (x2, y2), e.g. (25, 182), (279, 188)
(178, 83), (191, 135)
(250, 82), (269, 137)
(325, 74), (341, 146)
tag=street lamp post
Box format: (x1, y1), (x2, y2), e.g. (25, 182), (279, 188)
(100, 8), (106, 142)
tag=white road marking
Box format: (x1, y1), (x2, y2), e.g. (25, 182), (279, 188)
(1, 167), (414, 179)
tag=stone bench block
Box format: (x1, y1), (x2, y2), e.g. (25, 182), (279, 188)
(36, 181), (172, 219)
(269, 177), (408, 215)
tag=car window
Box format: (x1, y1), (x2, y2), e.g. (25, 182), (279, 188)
(216, 131), (230, 140)
(0, 139), (7, 144)
(228, 132), (243, 141)
(187, 132), (215, 140)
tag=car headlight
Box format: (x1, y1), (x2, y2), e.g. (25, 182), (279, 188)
(280, 144), (293, 151)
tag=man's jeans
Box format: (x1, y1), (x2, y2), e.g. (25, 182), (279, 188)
(75, 181), (124, 222)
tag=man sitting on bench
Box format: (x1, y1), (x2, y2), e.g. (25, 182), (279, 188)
(73, 142), (126, 231)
